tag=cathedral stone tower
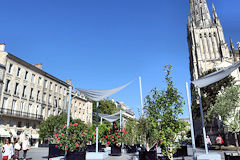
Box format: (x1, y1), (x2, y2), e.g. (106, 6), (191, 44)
(187, 0), (236, 81)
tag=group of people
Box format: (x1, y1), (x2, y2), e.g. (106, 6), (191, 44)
(206, 134), (224, 150)
(1, 137), (30, 160)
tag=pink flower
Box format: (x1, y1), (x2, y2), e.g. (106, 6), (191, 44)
(65, 145), (68, 148)
(81, 134), (83, 136)
(55, 145), (57, 148)
(106, 136), (108, 138)
(84, 133), (87, 135)
(85, 130), (87, 132)
(117, 130), (119, 132)
(94, 133), (96, 136)
(112, 139), (114, 141)
(112, 136), (114, 138)
(70, 123), (72, 126)
(64, 124), (67, 128)
(56, 134), (58, 137)
(107, 141), (109, 143)
(118, 145), (120, 147)
(76, 144), (79, 147)
(61, 133), (64, 136)
(115, 133), (117, 135)
(60, 143), (62, 146)
(72, 136), (75, 139)
(57, 138), (59, 141)
(118, 136), (120, 138)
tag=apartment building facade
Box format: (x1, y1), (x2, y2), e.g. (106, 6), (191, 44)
(0, 44), (92, 146)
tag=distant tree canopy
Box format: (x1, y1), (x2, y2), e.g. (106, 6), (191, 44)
(92, 99), (120, 124)
(192, 68), (235, 119)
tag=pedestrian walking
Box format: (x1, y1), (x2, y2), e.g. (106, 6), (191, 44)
(216, 134), (224, 150)
(22, 137), (30, 160)
(206, 135), (212, 150)
(13, 138), (21, 160)
(1, 138), (14, 160)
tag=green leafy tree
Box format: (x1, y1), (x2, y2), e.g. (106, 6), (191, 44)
(142, 65), (187, 160)
(39, 112), (68, 142)
(122, 118), (139, 146)
(206, 85), (240, 154)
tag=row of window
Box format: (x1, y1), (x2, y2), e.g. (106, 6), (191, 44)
(0, 119), (36, 129)
(8, 63), (67, 94)
(199, 32), (217, 38)
(4, 79), (65, 107)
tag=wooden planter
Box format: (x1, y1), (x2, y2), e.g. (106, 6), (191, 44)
(111, 145), (122, 156)
(139, 150), (157, 160)
(66, 151), (86, 160)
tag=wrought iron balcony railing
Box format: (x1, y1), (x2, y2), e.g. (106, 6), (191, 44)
(0, 108), (43, 121)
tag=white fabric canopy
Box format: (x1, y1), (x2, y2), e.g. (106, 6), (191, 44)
(76, 81), (133, 101)
(10, 129), (18, 138)
(99, 113), (120, 122)
(0, 128), (10, 137)
(192, 61), (240, 88)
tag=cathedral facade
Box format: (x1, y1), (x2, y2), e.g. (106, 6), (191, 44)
(187, 0), (240, 82)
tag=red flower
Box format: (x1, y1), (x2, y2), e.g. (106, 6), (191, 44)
(62, 149), (65, 151)
(112, 139), (114, 141)
(107, 141), (109, 143)
(61, 133), (64, 136)
(160, 141), (162, 145)
(64, 124), (67, 128)
(55, 145), (58, 148)
(112, 136), (114, 138)
(118, 136), (120, 138)
(106, 136), (108, 138)
(60, 143), (62, 146)
(65, 145), (68, 148)
(118, 145), (120, 147)
(56, 134), (58, 137)
(81, 134), (83, 136)
(84, 133), (87, 135)
(117, 130), (119, 132)
(57, 138), (59, 141)
(72, 136), (75, 139)
(94, 133), (96, 136)
(115, 133), (117, 135)
(74, 123), (78, 126)
(70, 123), (72, 126)
(76, 144), (79, 147)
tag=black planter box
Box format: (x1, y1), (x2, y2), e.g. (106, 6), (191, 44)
(126, 145), (137, 153)
(225, 153), (240, 160)
(173, 145), (188, 157)
(111, 145), (122, 156)
(86, 144), (105, 152)
(66, 151), (86, 160)
(139, 150), (157, 160)
(48, 144), (65, 159)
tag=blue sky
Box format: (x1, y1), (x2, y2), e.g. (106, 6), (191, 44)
(0, 0), (240, 118)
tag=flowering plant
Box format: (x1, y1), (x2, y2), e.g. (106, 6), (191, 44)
(55, 121), (89, 152)
(103, 123), (127, 147)
(88, 123), (110, 144)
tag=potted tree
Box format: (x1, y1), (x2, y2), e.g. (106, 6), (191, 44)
(55, 121), (89, 160)
(123, 118), (138, 153)
(139, 65), (187, 160)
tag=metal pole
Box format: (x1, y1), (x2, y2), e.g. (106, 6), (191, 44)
(96, 101), (99, 153)
(66, 85), (72, 127)
(120, 110), (122, 130)
(139, 77), (144, 116)
(198, 87), (208, 154)
(186, 83), (196, 154)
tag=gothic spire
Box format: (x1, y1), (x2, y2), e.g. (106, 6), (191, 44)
(190, 0), (212, 27)
(230, 37), (235, 50)
(212, 3), (221, 25)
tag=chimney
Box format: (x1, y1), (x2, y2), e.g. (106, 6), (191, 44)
(34, 63), (42, 69)
(0, 43), (6, 52)
(65, 79), (71, 85)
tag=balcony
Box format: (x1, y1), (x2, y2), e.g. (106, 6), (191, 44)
(13, 92), (20, 98)
(4, 90), (11, 96)
(29, 96), (35, 102)
(0, 108), (43, 121)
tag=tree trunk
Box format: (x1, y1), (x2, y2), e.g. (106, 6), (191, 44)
(234, 132), (240, 155)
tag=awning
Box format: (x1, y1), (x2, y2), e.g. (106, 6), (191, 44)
(0, 128), (10, 137)
(10, 129), (18, 138)
(99, 113), (120, 123)
(31, 134), (39, 139)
